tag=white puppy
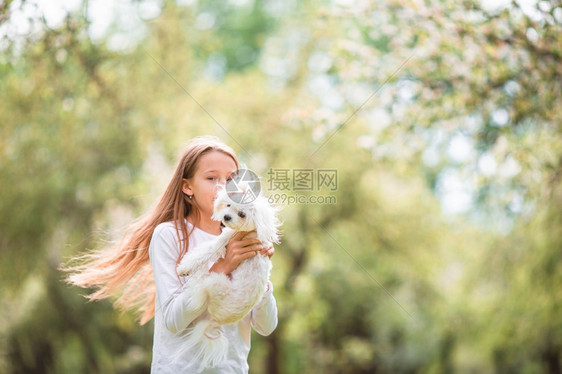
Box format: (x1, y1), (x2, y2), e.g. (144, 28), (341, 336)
(175, 182), (281, 370)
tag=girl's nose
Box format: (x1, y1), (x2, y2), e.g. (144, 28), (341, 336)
(215, 181), (226, 192)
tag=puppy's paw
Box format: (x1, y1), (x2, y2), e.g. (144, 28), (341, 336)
(188, 287), (208, 311)
(177, 255), (196, 276)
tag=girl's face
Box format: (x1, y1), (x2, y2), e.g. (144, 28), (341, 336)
(182, 151), (237, 221)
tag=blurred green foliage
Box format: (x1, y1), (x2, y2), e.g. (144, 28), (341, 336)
(0, 0), (561, 373)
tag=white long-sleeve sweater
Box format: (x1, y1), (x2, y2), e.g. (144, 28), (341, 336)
(149, 221), (278, 373)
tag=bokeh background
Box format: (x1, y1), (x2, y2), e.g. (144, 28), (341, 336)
(1, 0), (561, 373)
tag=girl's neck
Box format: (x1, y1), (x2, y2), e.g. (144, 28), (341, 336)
(187, 215), (222, 235)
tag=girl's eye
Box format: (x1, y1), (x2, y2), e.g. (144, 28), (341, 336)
(207, 177), (215, 180)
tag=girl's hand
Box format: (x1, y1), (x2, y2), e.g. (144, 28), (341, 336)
(260, 244), (275, 258)
(210, 231), (264, 275)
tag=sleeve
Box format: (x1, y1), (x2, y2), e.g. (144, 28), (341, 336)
(249, 280), (278, 336)
(149, 224), (207, 335)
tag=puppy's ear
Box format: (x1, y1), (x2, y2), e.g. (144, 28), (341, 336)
(253, 196), (281, 244)
(211, 199), (226, 222)
(211, 189), (228, 222)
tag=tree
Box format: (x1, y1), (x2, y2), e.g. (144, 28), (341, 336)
(1, 0), (560, 372)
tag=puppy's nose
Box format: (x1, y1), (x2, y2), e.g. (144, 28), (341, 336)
(224, 214), (232, 221)
(238, 211), (246, 218)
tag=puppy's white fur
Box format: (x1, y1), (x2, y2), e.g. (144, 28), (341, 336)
(175, 183), (281, 371)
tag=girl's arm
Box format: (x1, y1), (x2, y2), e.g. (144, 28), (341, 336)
(149, 223), (207, 334)
(249, 280), (278, 336)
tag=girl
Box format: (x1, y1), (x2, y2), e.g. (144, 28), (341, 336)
(67, 136), (278, 373)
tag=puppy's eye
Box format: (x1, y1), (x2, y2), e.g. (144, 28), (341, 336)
(227, 204), (231, 207)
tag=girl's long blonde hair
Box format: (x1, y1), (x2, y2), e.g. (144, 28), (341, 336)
(65, 136), (239, 325)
